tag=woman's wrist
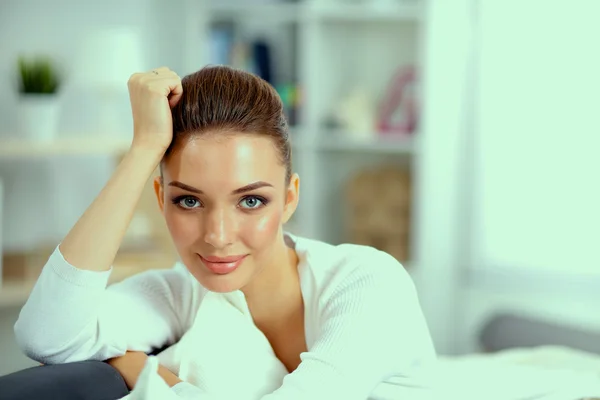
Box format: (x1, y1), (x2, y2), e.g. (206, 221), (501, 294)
(126, 141), (168, 173)
(131, 132), (171, 155)
(129, 139), (167, 159)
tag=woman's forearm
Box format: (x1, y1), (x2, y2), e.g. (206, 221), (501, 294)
(59, 144), (163, 271)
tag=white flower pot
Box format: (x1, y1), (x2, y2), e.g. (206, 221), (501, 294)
(17, 94), (61, 141)
(0, 179), (3, 286)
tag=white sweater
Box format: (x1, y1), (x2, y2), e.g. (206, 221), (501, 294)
(14, 233), (436, 399)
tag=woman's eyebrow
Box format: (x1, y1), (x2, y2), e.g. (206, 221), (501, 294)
(168, 181), (273, 195)
(231, 181), (274, 194)
(168, 181), (203, 194)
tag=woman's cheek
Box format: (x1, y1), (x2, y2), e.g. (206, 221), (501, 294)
(241, 210), (282, 245)
(165, 209), (202, 246)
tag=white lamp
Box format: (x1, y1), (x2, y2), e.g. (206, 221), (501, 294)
(72, 27), (146, 136)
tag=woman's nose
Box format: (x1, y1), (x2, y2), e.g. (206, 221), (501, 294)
(203, 208), (235, 249)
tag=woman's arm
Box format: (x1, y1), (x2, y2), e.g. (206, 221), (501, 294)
(59, 67), (182, 271)
(58, 144), (163, 271)
(14, 248), (198, 364)
(14, 67), (189, 364)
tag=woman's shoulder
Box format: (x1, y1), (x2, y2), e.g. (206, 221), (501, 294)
(299, 235), (405, 271)
(298, 238), (429, 345)
(296, 236), (413, 297)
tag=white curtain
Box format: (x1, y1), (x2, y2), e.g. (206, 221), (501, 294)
(471, 0), (600, 274)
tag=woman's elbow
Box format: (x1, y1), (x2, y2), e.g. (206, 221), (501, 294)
(14, 319), (118, 365)
(13, 305), (66, 363)
(13, 317), (47, 362)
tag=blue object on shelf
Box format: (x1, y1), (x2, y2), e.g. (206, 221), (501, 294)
(252, 40), (273, 84)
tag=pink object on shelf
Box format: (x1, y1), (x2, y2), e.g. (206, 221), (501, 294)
(377, 66), (418, 136)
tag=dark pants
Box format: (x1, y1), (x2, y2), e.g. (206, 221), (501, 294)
(0, 361), (129, 400)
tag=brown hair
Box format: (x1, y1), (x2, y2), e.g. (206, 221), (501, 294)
(164, 65), (292, 184)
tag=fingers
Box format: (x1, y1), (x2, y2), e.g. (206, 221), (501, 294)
(150, 68), (183, 108)
(168, 81), (184, 108)
(130, 67), (178, 84)
(153, 66), (171, 72)
(128, 67), (183, 107)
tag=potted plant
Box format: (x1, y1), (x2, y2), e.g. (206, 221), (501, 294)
(16, 56), (62, 140)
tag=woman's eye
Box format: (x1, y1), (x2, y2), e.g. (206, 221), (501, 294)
(239, 196), (266, 209)
(175, 196), (201, 209)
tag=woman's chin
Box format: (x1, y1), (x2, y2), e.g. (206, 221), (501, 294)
(203, 279), (242, 293)
(192, 271), (246, 293)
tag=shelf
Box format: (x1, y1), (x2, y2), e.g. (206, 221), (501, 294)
(308, 2), (422, 22)
(292, 131), (417, 154)
(207, 1), (422, 23)
(0, 136), (132, 158)
(319, 134), (416, 153)
(0, 254), (175, 308)
(0, 134), (416, 158)
(208, 2), (302, 24)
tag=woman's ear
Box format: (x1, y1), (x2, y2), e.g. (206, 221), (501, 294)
(282, 173), (300, 224)
(153, 176), (165, 213)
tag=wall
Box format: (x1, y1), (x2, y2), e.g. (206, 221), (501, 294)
(0, 306), (38, 375)
(456, 0), (600, 353)
(0, 0), (185, 252)
(0, 0), (185, 372)
(412, 0), (473, 355)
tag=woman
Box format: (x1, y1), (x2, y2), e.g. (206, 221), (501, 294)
(14, 66), (436, 399)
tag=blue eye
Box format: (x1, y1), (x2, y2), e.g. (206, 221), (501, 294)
(173, 196), (201, 209)
(240, 196), (267, 209)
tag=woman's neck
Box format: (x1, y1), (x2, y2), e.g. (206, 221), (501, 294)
(241, 238), (302, 326)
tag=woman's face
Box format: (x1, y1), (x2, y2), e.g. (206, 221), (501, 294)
(154, 133), (299, 293)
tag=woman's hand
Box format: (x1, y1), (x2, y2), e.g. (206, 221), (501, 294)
(127, 67), (183, 153)
(107, 351), (182, 390)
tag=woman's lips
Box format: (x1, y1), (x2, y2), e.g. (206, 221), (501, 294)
(198, 254), (248, 275)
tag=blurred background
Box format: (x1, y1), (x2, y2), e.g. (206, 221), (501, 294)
(1, 0), (599, 377)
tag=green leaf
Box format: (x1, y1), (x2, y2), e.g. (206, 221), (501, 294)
(17, 56), (61, 94)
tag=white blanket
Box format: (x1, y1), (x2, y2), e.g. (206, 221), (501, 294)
(368, 347), (600, 400)
(431, 348), (600, 400)
(121, 291), (600, 399)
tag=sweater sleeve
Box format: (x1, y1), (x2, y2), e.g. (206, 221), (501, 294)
(14, 245), (197, 365)
(163, 251), (436, 400)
